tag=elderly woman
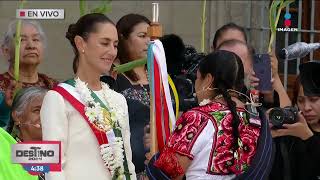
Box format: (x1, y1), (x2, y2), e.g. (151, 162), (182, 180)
(0, 20), (57, 128)
(7, 87), (48, 142)
(5, 87), (47, 180)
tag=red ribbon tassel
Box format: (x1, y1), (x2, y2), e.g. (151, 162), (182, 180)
(153, 55), (172, 151)
(153, 57), (165, 151)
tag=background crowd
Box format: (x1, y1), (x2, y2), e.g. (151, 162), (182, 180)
(0, 11), (319, 180)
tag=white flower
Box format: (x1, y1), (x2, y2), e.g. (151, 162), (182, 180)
(85, 107), (97, 122)
(75, 78), (126, 179)
(100, 140), (125, 178)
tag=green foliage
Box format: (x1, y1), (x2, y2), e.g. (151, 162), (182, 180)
(113, 58), (147, 73)
(80, 0), (112, 16)
(14, 0), (27, 81)
(268, 0), (294, 53)
(200, 0), (207, 53)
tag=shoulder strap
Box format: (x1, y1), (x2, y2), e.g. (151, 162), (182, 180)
(52, 85), (108, 145)
(63, 79), (110, 110)
(54, 82), (131, 180)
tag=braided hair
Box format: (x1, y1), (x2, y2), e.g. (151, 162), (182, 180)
(198, 50), (244, 149)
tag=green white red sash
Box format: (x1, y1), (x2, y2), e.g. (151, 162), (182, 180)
(53, 80), (131, 179)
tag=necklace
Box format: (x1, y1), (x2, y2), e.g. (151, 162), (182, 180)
(74, 77), (126, 178)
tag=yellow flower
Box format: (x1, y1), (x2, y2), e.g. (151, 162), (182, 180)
(102, 109), (113, 128)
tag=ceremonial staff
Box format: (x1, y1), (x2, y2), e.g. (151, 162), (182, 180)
(113, 2), (179, 156)
(148, 3), (162, 155)
(147, 3), (177, 156)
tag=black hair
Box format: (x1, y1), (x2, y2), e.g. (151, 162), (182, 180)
(116, 13), (151, 82)
(198, 50), (244, 149)
(160, 34), (186, 76)
(65, 13), (115, 74)
(234, 54), (245, 92)
(292, 75), (301, 105)
(212, 22), (247, 50)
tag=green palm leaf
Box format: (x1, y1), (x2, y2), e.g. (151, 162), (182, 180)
(14, 0), (27, 81)
(113, 58), (147, 73)
(79, 0), (86, 16)
(268, 0), (294, 53)
(80, 0), (112, 16)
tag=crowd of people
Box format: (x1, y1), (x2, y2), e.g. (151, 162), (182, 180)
(0, 12), (319, 180)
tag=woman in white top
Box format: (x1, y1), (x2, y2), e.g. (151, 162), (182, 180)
(40, 13), (136, 180)
(147, 50), (273, 180)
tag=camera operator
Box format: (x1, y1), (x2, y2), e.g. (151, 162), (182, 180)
(160, 34), (204, 112)
(269, 61), (320, 180)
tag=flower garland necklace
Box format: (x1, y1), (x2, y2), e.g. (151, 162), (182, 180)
(74, 77), (126, 179)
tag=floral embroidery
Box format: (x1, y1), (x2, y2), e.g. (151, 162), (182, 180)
(154, 147), (184, 178)
(165, 110), (209, 159)
(211, 111), (227, 126)
(209, 104), (260, 175)
(121, 86), (150, 107)
(155, 102), (260, 177)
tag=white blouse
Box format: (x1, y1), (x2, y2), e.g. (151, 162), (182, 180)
(40, 89), (136, 180)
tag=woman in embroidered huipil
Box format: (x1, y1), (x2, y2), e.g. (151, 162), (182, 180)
(147, 50), (273, 180)
(40, 13), (136, 180)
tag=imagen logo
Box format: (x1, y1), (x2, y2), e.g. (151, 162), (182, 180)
(277, 12), (298, 32)
(11, 141), (61, 175)
(16, 9), (64, 19)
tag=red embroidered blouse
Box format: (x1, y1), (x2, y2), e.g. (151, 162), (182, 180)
(155, 102), (261, 179)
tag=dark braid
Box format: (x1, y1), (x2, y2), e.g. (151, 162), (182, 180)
(220, 87), (240, 149)
(198, 50), (244, 150)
